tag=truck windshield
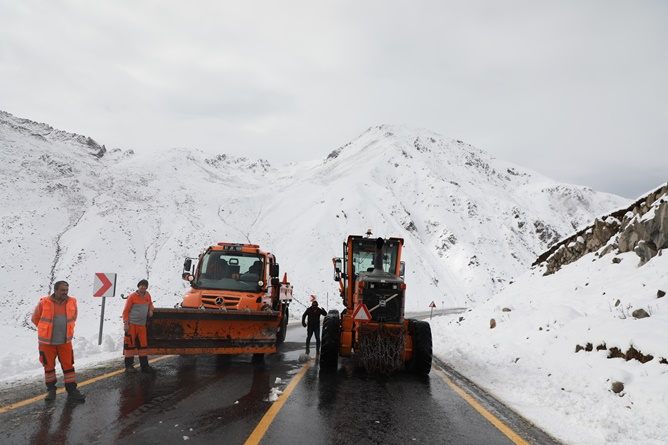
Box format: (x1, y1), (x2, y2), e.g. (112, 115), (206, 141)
(195, 251), (264, 292)
(351, 239), (399, 275)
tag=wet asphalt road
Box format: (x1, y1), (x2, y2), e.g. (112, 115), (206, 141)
(0, 320), (558, 445)
(261, 360), (514, 445)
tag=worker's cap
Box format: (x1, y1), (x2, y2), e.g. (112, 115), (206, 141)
(137, 279), (149, 287)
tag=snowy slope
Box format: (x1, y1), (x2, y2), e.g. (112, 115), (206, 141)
(432, 197), (668, 444)
(0, 111), (627, 380)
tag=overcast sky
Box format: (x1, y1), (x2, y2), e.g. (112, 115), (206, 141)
(1, 1), (666, 198)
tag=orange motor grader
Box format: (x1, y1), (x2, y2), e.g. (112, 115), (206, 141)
(320, 235), (432, 374)
(143, 242), (292, 357)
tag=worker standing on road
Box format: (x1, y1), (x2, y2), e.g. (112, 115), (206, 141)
(122, 279), (156, 374)
(301, 295), (327, 356)
(31, 280), (86, 403)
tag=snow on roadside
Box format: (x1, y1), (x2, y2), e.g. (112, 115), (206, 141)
(432, 250), (668, 445)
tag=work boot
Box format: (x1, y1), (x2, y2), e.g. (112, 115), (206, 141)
(65, 383), (86, 403)
(44, 384), (57, 402)
(139, 356), (157, 374)
(125, 357), (138, 373)
(305, 346), (310, 355)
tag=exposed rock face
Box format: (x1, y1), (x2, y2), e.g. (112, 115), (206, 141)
(634, 240), (658, 266)
(536, 183), (668, 275)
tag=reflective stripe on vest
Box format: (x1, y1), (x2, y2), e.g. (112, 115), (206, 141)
(37, 296), (77, 344)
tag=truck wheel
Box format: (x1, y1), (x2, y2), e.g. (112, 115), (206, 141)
(319, 311), (340, 370)
(277, 306), (288, 345)
(409, 320), (432, 375)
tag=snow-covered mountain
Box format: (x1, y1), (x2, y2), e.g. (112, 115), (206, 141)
(0, 110), (627, 377)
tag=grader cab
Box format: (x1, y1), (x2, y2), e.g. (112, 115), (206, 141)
(320, 235), (432, 374)
(139, 242), (292, 358)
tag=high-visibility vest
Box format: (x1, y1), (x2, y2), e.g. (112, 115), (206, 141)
(37, 296), (77, 344)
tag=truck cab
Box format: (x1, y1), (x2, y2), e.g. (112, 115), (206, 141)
(181, 242), (287, 311)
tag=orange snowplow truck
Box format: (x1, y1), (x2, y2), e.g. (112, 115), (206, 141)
(320, 235), (432, 374)
(144, 242), (292, 356)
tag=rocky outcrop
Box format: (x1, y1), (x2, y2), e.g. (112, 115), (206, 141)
(535, 183), (668, 275)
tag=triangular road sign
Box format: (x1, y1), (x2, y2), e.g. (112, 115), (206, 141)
(429, 301), (436, 308)
(353, 303), (372, 322)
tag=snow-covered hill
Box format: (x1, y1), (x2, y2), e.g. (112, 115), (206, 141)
(0, 111), (627, 379)
(433, 185), (668, 444)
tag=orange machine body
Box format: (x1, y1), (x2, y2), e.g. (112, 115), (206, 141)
(321, 235), (432, 374)
(144, 242), (292, 356)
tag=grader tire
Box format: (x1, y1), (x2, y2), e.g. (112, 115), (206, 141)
(319, 311), (340, 370)
(409, 320), (432, 375)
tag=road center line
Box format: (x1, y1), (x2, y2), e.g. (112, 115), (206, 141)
(244, 361), (312, 445)
(0, 356), (171, 414)
(434, 367), (529, 445)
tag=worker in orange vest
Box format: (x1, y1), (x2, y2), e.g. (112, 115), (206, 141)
(31, 280), (86, 403)
(122, 279), (156, 374)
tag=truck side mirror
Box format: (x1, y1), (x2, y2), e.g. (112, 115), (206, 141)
(270, 264), (279, 278)
(399, 261), (405, 278)
(333, 257), (342, 281)
(184, 258), (192, 272)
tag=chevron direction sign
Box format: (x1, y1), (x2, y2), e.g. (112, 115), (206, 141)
(93, 273), (117, 298)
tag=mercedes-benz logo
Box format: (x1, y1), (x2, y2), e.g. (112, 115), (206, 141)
(215, 297), (224, 306)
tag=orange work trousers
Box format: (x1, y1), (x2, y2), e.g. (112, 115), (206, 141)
(38, 342), (75, 386)
(123, 324), (148, 357)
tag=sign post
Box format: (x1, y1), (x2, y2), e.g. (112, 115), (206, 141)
(93, 273), (117, 345)
(429, 301), (437, 320)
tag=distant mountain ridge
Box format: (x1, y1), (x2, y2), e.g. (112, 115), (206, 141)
(0, 110), (107, 158)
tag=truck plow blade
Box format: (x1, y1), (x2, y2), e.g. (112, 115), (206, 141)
(135, 308), (281, 356)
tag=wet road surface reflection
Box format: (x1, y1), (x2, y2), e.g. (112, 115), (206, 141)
(0, 343), (305, 445)
(29, 401), (77, 444)
(262, 359), (515, 445)
(0, 324), (526, 445)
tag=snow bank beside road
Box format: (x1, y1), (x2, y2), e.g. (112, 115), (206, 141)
(432, 251), (668, 445)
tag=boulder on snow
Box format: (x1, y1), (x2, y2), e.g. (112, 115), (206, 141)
(502, 307), (512, 312)
(612, 257), (622, 264)
(611, 381), (624, 394)
(619, 195), (668, 257)
(658, 290), (666, 299)
(632, 308), (650, 319)
(634, 240), (658, 265)
(490, 318), (496, 329)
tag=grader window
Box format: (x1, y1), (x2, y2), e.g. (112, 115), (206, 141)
(352, 240), (399, 275)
